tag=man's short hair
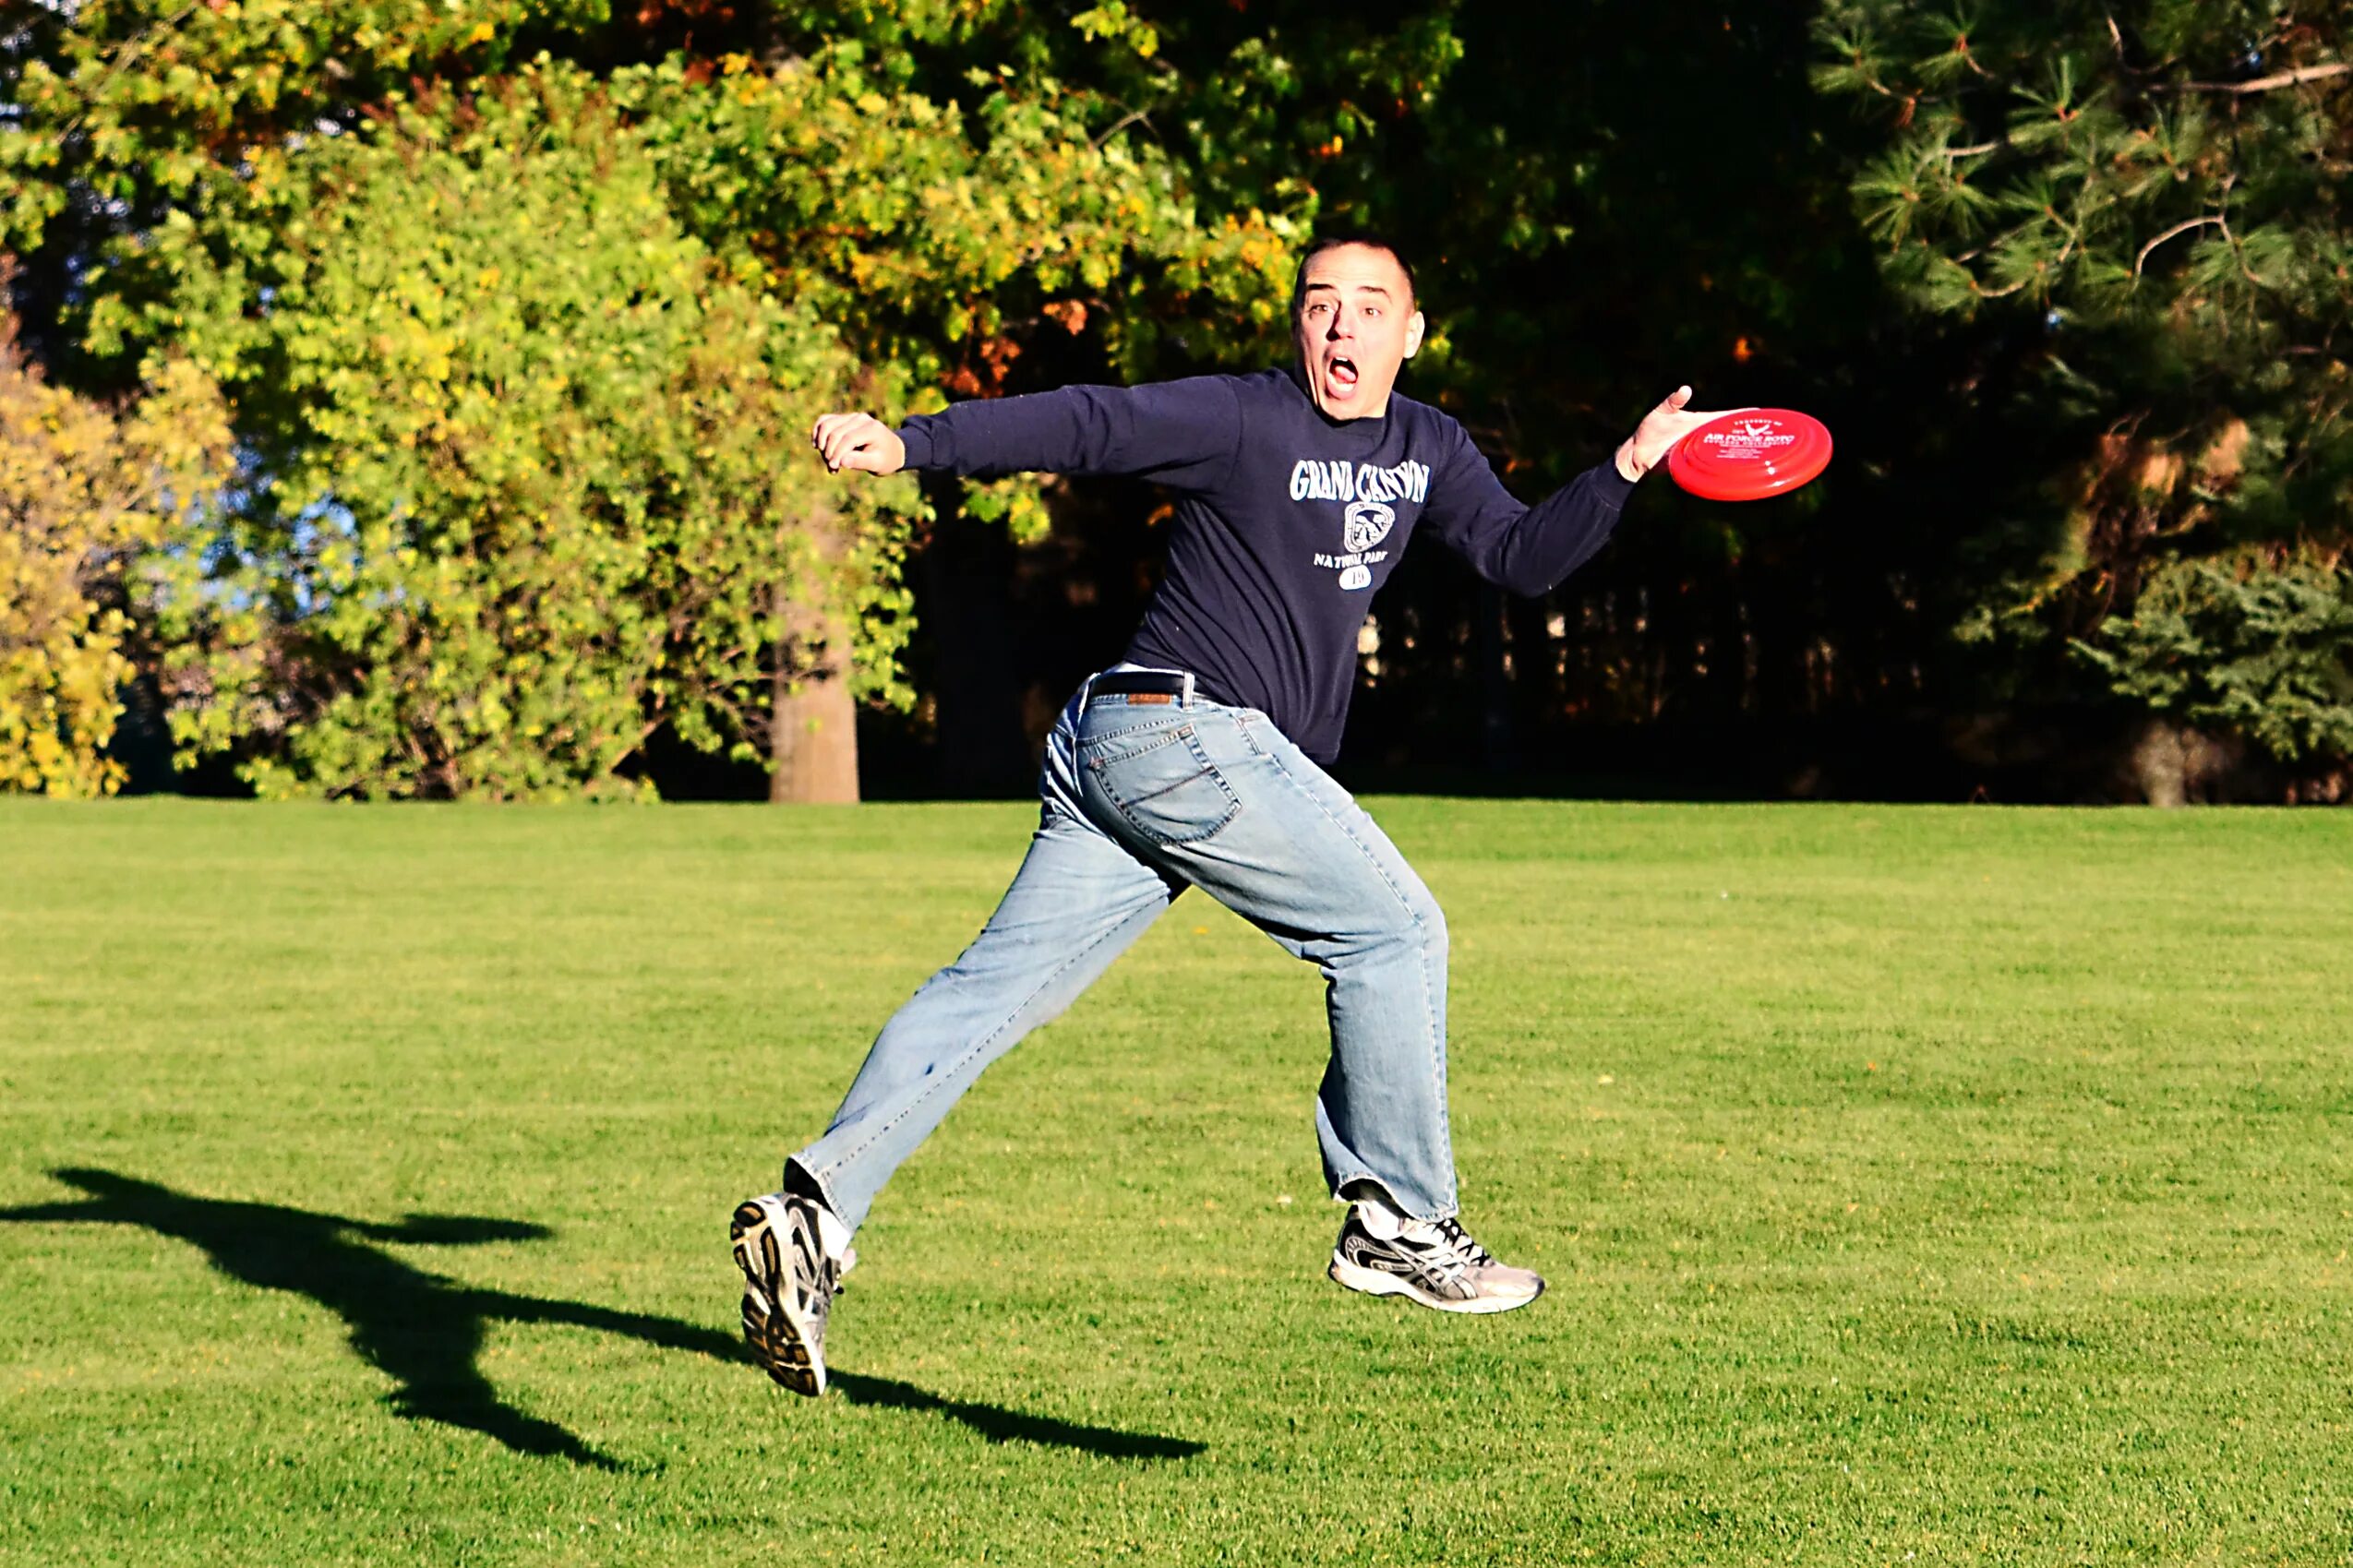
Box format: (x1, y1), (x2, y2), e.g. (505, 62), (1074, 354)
(1291, 233), (1418, 314)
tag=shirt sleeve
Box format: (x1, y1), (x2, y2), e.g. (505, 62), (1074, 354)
(1419, 417), (1639, 596)
(894, 377), (1243, 493)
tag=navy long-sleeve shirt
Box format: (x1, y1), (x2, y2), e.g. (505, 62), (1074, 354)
(897, 365), (1635, 763)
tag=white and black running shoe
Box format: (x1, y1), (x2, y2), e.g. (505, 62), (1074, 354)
(1328, 1206), (1546, 1314)
(731, 1192), (846, 1395)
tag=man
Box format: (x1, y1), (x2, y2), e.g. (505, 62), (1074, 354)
(733, 235), (1728, 1396)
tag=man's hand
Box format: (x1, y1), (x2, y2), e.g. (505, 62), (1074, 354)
(1614, 385), (1746, 483)
(811, 413), (906, 476)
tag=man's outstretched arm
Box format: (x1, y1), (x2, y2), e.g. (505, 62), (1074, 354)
(1425, 385), (1739, 595)
(811, 377), (1244, 490)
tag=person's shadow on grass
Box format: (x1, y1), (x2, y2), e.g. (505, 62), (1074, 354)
(1, 1168), (1201, 1467)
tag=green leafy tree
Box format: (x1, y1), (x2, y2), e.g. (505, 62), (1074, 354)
(1815, 0), (2353, 793)
(2080, 555), (2353, 769)
(138, 69), (919, 798)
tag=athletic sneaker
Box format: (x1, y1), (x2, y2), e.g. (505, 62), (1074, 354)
(1327, 1205), (1546, 1313)
(730, 1192), (846, 1395)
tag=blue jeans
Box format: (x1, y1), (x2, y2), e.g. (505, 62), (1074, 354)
(786, 676), (1457, 1231)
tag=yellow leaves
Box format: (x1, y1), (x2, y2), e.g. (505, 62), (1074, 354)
(0, 339), (231, 796)
(1073, 2), (1159, 58)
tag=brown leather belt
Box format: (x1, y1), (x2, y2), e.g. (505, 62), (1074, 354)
(1086, 670), (1193, 706)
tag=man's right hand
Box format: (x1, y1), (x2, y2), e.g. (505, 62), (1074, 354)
(811, 413), (906, 475)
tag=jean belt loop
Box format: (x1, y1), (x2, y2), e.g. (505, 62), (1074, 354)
(1183, 671), (1196, 709)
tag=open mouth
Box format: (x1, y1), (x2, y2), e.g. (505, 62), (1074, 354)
(1326, 355), (1360, 394)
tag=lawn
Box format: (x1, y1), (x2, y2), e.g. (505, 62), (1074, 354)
(2, 798), (2348, 1566)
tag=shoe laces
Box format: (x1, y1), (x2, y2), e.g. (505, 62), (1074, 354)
(1401, 1215), (1494, 1274)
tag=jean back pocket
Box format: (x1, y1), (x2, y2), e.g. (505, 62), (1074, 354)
(1083, 722), (1243, 846)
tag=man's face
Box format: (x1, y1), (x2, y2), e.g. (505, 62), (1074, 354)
(1292, 244), (1426, 420)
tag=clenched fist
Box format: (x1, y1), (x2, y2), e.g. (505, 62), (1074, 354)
(811, 413), (906, 475)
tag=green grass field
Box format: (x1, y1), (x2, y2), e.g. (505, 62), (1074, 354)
(3, 799), (2348, 1566)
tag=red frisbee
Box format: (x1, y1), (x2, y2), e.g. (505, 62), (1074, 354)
(1665, 408), (1833, 501)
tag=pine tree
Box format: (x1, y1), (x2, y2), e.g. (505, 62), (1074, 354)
(1817, 1), (2352, 796)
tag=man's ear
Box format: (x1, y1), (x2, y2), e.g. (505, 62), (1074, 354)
(1404, 309), (1427, 360)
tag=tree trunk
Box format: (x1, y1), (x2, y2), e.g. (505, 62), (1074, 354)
(770, 584), (860, 804)
(2127, 719), (2239, 808)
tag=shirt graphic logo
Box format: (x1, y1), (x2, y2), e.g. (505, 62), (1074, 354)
(1293, 457), (1423, 594)
(1343, 500), (1396, 554)
(1288, 459), (1431, 506)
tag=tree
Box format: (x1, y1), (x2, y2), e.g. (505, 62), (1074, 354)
(1, 0), (1309, 799)
(1815, 0), (2353, 797)
(0, 314), (230, 796)
(138, 70), (920, 799)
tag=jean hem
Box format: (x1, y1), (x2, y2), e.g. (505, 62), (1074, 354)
(1326, 1167), (1459, 1225)
(779, 1155), (846, 1229)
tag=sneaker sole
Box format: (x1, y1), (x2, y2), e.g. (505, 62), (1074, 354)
(731, 1198), (827, 1395)
(1327, 1254), (1545, 1315)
